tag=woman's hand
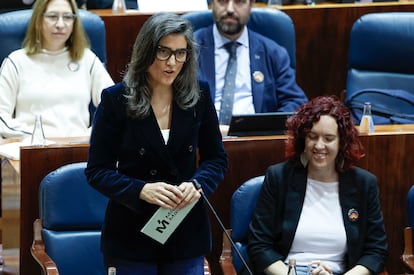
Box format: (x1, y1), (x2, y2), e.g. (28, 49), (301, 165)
(175, 181), (201, 209)
(139, 182), (184, 209)
(309, 261), (333, 275)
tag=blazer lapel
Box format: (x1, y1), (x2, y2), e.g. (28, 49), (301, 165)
(284, 167), (307, 244)
(338, 171), (360, 257)
(168, 103), (194, 154)
(248, 30), (266, 113)
(135, 109), (171, 167)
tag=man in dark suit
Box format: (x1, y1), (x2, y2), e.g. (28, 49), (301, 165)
(194, 0), (307, 125)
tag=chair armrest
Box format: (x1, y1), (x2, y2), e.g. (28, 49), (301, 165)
(30, 219), (59, 275)
(204, 257), (212, 275)
(220, 229), (237, 275)
(401, 226), (414, 271)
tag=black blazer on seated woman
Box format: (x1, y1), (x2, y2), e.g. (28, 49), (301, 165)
(248, 162), (388, 274)
(85, 81), (228, 261)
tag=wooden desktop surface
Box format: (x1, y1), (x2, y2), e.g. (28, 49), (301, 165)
(90, 1), (414, 101)
(8, 124), (414, 275)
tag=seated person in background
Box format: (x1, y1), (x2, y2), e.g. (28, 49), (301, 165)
(248, 96), (387, 275)
(194, 0), (307, 126)
(0, 0), (114, 139)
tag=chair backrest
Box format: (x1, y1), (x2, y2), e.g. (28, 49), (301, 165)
(39, 162), (108, 275)
(0, 8), (107, 66)
(230, 175), (264, 272)
(408, 185), (414, 228)
(182, 8), (296, 69)
(345, 12), (414, 102)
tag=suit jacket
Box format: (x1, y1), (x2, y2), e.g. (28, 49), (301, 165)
(194, 26), (308, 113)
(85, 81), (228, 261)
(248, 162), (387, 274)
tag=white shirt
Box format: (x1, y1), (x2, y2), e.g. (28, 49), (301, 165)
(213, 25), (254, 118)
(0, 47), (114, 138)
(286, 178), (347, 273)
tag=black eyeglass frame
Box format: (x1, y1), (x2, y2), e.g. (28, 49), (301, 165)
(43, 12), (77, 24)
(156, 45), (189, 63)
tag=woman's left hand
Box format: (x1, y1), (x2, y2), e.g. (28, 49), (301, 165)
(175, 181), (201, 209)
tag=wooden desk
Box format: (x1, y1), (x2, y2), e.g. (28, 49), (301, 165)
(90, 2), (414, 100)
(13, 126), (414, 274)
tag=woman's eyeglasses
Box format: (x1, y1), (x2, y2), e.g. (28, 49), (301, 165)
(43, 12), (77, 25)
(156, 46), (188, 63)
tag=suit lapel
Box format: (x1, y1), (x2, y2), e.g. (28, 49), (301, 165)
(248, 31), (266, 113)
(284, 167), (307, 244)
(168, 102), (193, 154)
(134, 109), (172, 168)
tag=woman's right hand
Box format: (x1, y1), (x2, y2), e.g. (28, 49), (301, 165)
(139, 182), (184, 209)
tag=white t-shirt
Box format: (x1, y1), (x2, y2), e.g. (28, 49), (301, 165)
(0, 47), (114, 138)
(286, 178), (347, 273)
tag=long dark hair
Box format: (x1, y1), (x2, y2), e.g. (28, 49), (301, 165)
(123, 12), (200, 119)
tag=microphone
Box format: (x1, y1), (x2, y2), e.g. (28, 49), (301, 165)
(192, 179), (254, 275)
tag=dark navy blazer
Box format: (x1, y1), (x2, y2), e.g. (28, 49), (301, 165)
(248, 162), (388, 274)
(194, 26), (308, 113)
(85, 81), (228, 261)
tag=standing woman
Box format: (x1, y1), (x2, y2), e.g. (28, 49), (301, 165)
(0, 0), (113, 139)
(248, 96), (387, 275)
(85, 13), (228, 275)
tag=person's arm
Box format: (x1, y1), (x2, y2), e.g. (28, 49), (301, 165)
(0, 57), (31, 138)
(344, 264), (370, 275)
(85, 85), (149, 214)
(248, 165), (288, 273)
(350, 173), (388, 273)
(192, 82), (228, 196)
(88, 51), (114, 107)
(269, 45), (308, 112)
(264, 260), (288, 275)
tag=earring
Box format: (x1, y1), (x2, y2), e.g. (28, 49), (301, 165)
(300, 152), (308, 167)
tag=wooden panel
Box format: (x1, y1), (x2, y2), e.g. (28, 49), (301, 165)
(17, 130), (414, 275)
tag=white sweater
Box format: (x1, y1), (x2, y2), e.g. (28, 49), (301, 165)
(0, 47), (114, 139)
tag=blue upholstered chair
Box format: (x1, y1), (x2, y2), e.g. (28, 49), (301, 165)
(182, 8), (297, 70)
(345, 12), (414, 109)
(30, 162), (213, 275)
(401, 185), (414, 271)
(220, 175), (264, 274)
(30, 162), (108, 275)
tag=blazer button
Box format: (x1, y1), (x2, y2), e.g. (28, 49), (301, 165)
(138, 148), (146, 156)
(188, 145), (193, 152)
(150, 169), (157, 176)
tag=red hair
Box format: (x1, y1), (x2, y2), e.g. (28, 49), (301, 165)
(285, 95), (365, 172)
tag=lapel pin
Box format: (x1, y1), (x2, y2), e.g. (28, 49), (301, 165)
(348, 208), (359, 222)
(253, 71), (264, 83)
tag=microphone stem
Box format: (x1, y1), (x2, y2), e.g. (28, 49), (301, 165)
(200, 191), (254, 275)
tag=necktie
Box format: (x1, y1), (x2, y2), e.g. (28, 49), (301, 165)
(219, 42), (239, 125)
